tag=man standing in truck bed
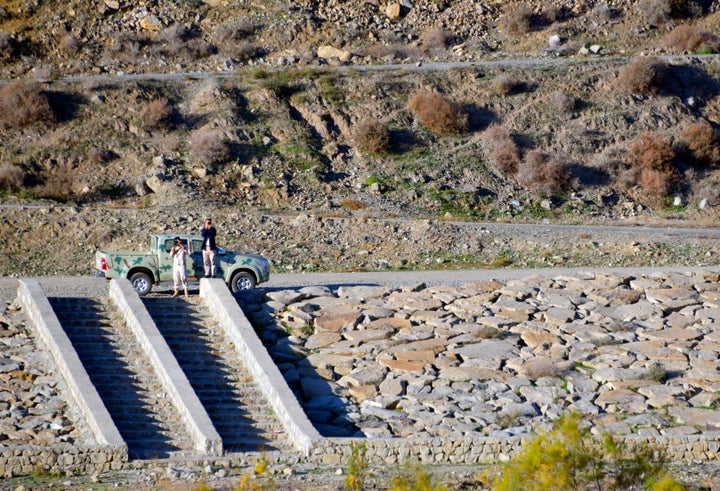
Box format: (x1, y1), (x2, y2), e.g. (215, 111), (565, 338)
(201, 218), (217, 278)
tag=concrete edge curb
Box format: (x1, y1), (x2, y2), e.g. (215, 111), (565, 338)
(201, 279), (322, 456)
(17, 279), (127, 452)
(109, 278), (223, 456)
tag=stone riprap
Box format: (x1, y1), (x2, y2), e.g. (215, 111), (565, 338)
(254, 269), (720, 444)
(0, 298), (90, 449)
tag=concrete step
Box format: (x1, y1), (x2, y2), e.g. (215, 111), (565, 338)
(142, 296), (292, 454)
(48, 296), (198, 459)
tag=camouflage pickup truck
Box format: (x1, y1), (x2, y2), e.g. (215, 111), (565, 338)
(94, 233), (270, 296)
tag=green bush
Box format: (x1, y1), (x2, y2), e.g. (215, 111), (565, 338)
(489, 412), (682, 491)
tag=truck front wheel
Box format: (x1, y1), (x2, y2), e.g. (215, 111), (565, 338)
(230, 271), (256, 293)
(130, 272), (153, 296)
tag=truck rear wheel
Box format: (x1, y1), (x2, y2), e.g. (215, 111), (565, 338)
(130, 272), (153, 296)
(230, 271), (256, 293)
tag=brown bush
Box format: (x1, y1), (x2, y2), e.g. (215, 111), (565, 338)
(485, 124), (520, 175)
(638, 168), (671, 204)
(639, 0), (703, 24)
(493, 75), (522, 96)
(517, 149), (572, 197)
(0, 81), (56, 128)
(340, 198), (368, 211)
(629, 131), (676, 173)
(420, 27), (449, 51)
(0, 163), (24, 191)
(407, 91), (468, 135)
(140, 97), (174, 130)
(550, 91), (576, 113)
(617, 56), (667, 95)
(679, 123), (720, 166)
(661, 24), (720, 53)
(188, 128), (230, 165)
(502, 3), (534, 36)
(59, 34), (80, 56)
(353, 119), (390, 154)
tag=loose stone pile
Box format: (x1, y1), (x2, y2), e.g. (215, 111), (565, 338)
(0, 299), (90, 448)
(252, 269), (720, 440)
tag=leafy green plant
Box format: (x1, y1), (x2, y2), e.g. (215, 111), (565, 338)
(390, 462), (449, 491)
(345, 441), (368, 491)
(488, 412), (682, 491)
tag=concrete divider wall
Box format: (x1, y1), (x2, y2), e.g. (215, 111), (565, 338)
(17, 279), (127, 456)
(109, 278), (223, 456)
(200, 279), (321, 455)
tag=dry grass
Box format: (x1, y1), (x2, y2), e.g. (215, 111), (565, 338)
(617, 56), (667, 95)
(341, 198), (368, 211)
(407, 91), (468, 135)
(353, 119), (390, 155)
(0, 80), (56, 128)
(493, 75), (523, 96)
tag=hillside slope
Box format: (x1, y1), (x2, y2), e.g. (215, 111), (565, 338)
(2, 0), (720, 275)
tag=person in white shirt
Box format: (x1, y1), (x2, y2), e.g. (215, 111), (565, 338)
(171, 237), (188, 298)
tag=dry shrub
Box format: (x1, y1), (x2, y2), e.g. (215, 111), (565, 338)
(213, 19), (256, 44)
(550, 91), (576, 113)
(407, 91), (468, 135)
(639, 0), (704, 24)
(517, 149), (572, 197)
(0, 31), (14, 60)
(156, 25), (216, 61)
(502, 3), (534, 36)
(341, 198), (367, 211)
(140, 97), (174, 130)
(59, 34), (80, 56)
(362, 43), (419, 61)
(188, 128), (230, 165)
(421, 27), (449, 51)
(35, 162), (78, 202)
(485, 124), (520, 175)
(521, 358), (564, 381)
(106, 31), (144, 64)
(0, 163), (24, 191)
(638, 168), (671, 203)
(661, 24), (720, 53)
(630, 131), (675, 173)
(617, 56), (667, 95)
(353, 119), (390, 154)
(629, 132), (676, 203)
(493, 75), (522, 96)
(680, 123), (720, 166)
(0, 80), (56, 128)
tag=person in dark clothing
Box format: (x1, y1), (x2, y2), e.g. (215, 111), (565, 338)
(200, 218), (217, 277)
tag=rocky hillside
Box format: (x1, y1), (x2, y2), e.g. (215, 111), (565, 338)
(2, 0), (720, 276)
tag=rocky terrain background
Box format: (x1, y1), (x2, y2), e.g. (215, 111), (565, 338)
(2, 1), (720, 276)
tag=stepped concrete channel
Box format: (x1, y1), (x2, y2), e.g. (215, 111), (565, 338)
(5, 267), (720, 478)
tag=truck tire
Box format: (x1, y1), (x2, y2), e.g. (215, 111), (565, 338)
(130, 272), (153, 296)
(230, 271), (256, 293)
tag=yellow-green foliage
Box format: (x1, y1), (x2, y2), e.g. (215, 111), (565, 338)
(234, 455), (275, 491)
(490, 412), (684, 491)
(390, 463), (450, 491)
(345, 441), (368, 491)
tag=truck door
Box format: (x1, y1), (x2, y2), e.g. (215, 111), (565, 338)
(188, 238), (204, 279)
(159, 238), (177, 281)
